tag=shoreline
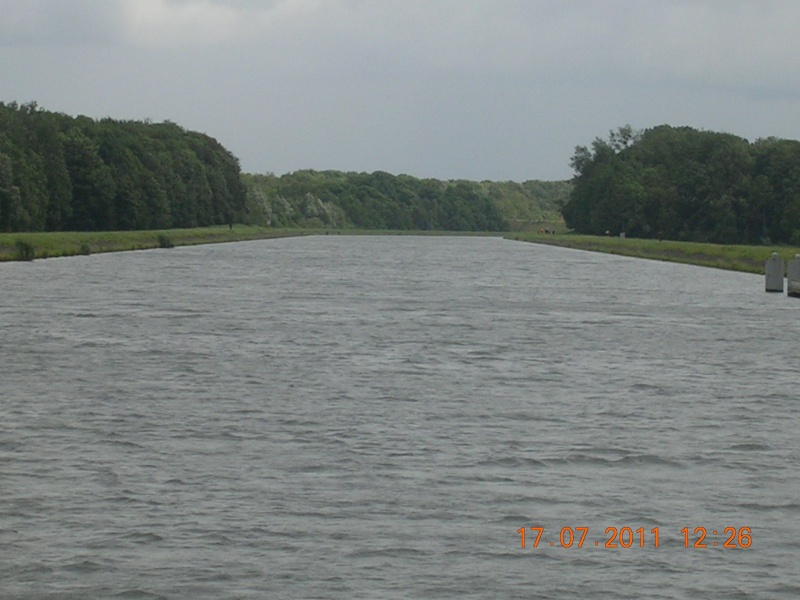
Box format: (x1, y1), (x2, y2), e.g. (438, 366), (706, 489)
(0, 227), (506, 262)
(507, 232), (800, 275)
(3, 227), (798, 275)
(0, 226), (309, 262)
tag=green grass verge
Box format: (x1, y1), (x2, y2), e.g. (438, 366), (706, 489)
(7, 226), (792, 275)
(0, 226), (311, 261)
(0, 227), (511, 262)
(507, 232), (800, 274)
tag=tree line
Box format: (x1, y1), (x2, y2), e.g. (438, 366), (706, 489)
(563, 125), (800, 245)
(243, 170), (569, 231)
(1, 101), (569, 234)
(0, 101), (246, 232)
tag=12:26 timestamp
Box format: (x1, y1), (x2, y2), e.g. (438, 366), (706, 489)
(681, 527), (752, 548)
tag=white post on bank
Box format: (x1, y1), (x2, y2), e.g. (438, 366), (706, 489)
(765, 252), (784, 293)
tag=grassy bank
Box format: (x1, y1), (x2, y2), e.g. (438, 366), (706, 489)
(6, 226), (795, 275)
(507, 231), (800, 274)
(0, 227), (511, 261)
(0, 226), (309, 261)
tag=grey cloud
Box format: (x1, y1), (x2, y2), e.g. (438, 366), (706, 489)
(3, 0), (800, 181)
(0, 0), (125, 45)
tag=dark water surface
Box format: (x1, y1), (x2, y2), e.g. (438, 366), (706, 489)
(1, 236), (799, 599)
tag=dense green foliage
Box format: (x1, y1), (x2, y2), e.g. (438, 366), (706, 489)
(243, 170), (569, 231)
(2, 101), (569, 234)
(0, 101), (246, 232)
(563, 125), (800, 245)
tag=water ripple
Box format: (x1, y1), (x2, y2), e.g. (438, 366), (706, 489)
(1, 236), (797, 599)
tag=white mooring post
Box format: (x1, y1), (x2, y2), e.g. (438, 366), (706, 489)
(765, 252), (784, 293)
(787, 254), (800, 297)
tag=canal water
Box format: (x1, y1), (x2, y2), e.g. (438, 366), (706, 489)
(1, 235), (798, 598)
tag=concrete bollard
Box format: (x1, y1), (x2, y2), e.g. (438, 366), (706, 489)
(787, 254), (800, 297)
(765, 252), (784, 292)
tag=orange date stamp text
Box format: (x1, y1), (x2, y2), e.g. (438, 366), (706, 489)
(517, 526), (752, 549)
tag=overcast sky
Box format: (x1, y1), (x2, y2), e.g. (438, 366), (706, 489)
(2, 0), (799, 181)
